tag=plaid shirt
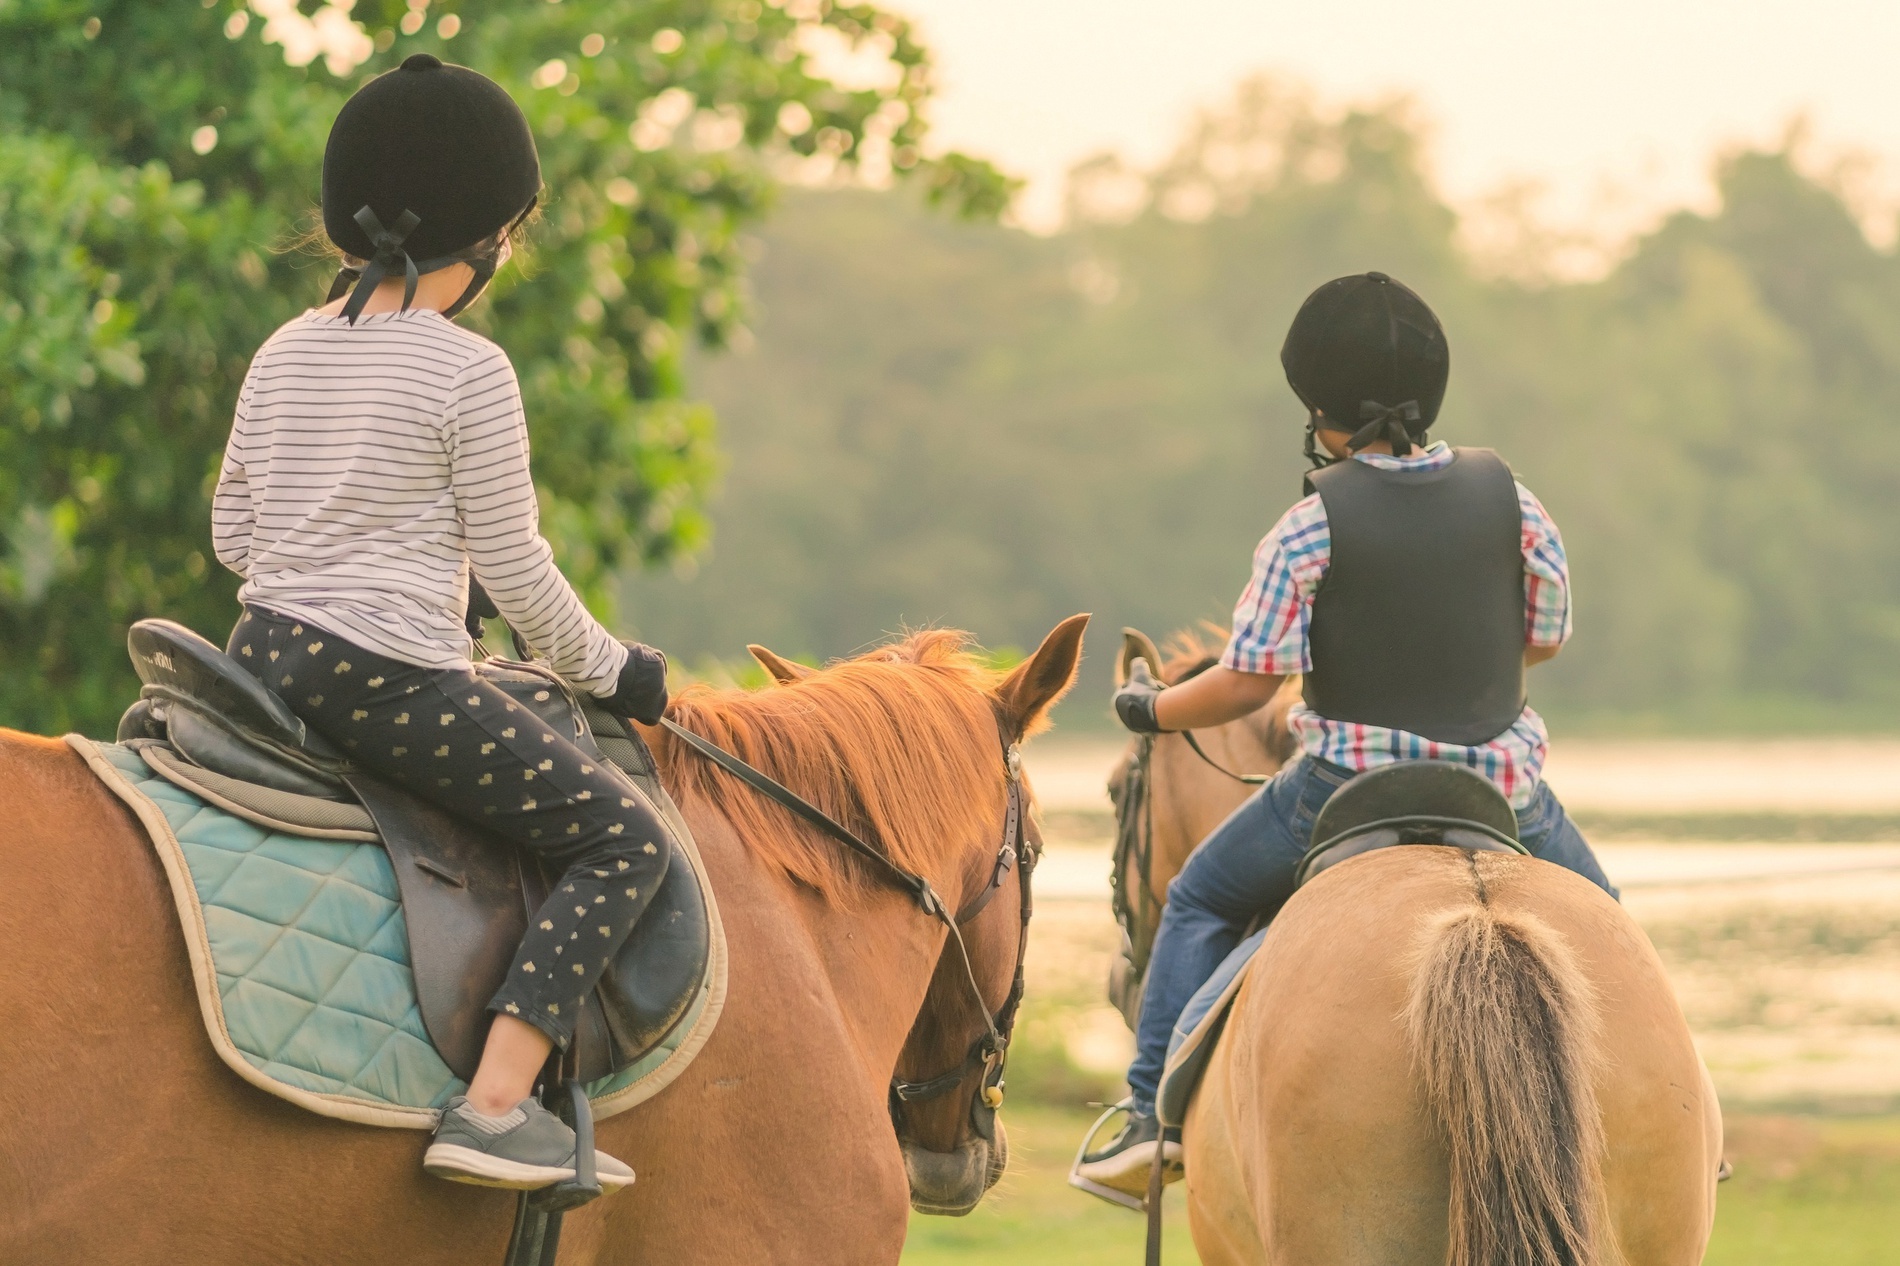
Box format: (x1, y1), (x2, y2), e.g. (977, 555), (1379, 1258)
(1220, 443), (1571, 807)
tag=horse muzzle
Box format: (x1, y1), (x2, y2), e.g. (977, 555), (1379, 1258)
(901, 1117), (1009, 1216)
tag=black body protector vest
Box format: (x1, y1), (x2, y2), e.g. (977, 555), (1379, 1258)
(1302, 447), (1527, 746)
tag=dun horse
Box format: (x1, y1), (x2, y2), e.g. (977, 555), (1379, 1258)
(0, 615), (1086, 1265)
(1110, 627), (1724, 1266)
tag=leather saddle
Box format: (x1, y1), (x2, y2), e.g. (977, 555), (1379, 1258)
(1293, 759), (1529, 887)
(120, 619), (709, 1085)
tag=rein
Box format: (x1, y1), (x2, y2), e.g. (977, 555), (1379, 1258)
(658, 716), (1033, 1122)
(1110, 684), (1272, 989)
(1109, 734), (1160, 987)
(1179, 730), (1272, 785)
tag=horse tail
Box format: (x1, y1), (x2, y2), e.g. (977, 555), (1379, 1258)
(1405, 890), (1610, 1266)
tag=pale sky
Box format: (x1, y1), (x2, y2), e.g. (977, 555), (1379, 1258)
(890, 0), (1900, 264)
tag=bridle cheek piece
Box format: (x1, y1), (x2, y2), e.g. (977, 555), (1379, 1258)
(660, 719), (1036, 1143)
(888, 740), (1034, 1142)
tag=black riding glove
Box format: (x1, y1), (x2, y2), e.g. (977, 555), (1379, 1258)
(464, 577), (500, 642)
(1114, 660), (1168, 734)
(603, 640), (669, 725)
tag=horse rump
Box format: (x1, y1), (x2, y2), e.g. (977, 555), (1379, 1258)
(1404, 893), (1610, 1266)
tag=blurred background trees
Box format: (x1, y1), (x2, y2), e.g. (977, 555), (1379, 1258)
(6, 8), (1900, 737)
(0, 0), (1006, 733)
(624, 80), (1900, 732)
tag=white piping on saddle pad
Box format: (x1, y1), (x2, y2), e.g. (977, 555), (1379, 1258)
(64, 734), (729, 1129)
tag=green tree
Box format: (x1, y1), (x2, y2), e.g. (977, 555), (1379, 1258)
(0, 0), (1009, 735)
(626, 79), (1900, 730)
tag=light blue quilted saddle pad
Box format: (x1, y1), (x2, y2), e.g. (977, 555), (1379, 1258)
(80, 740), (720, 1128)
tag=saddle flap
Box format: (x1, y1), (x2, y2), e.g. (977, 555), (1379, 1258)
(363, 709), (711, 1086)
(1156, 925), (1267, 1128)
(591, 841), (707, 1074)
(348, 771), (530, 1081)
(129, 619), (305, 749)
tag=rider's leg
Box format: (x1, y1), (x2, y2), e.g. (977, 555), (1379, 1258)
(465, 1015), (555, 1115)
(1513, 779), (1619, 900)
(1124, 756), (1351, 1114)
(229, 606), (675, 1187)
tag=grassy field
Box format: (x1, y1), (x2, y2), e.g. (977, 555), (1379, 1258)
(1704, 1115), (1900, 1265)
(902, 1106), (1900, 1264)
(900, 1106), (1194, 1266)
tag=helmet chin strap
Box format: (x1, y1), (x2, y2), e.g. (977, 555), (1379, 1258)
(327, 198), (535, 324)
(1302, 413), (1338, 471)
(1301, 406), (1431, 493)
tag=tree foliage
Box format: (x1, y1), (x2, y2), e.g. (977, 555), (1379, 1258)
(627, 80), (1900, 729)
(0, 0), (1008, 735)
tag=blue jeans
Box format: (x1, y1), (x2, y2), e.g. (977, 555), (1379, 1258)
(1126, 756), (1617, 1113)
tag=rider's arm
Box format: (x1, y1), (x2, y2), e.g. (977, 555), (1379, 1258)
(211, 374), (258, 578)
(1519, 482), (1571, 670)
(1154, 665), (1285, 730)
(445, 343), (629, 695)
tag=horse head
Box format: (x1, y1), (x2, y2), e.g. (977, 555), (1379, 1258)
(1105, 624), (1301, 1019)
(688, 615), (1088, 1216)
(889, 613), (1088, 1215)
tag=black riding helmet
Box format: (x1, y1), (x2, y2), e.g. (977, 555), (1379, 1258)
(322, 54), (541, 323)
(1281, 272), (1449, 465)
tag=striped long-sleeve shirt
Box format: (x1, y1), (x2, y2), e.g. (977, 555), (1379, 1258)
(1220, 442), (1571, 807)
(212, 310), (628, 695)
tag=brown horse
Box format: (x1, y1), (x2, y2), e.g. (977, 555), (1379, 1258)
(1108, 626), (1724, 1265)
(1105, 626), (1299, 1015)
(0, 615), (1086, 1265)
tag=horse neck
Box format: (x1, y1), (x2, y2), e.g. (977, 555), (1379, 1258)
(1146, 711), (1288, 898)
(685, 798), (980, 1091)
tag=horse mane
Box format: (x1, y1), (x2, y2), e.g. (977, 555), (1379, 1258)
(1159, 621), (1230, 684)
(1159, 621), (1301, 763)
(656, 629), (1007, 900)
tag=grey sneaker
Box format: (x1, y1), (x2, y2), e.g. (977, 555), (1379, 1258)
(1073, 1110), (1183, 1198)
(423, 1096), (635, 1192)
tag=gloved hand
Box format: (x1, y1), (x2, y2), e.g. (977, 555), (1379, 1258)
(464, 577), (500, 642)
(603, 640), (669, 725)
(1114, 659), (1168, 734)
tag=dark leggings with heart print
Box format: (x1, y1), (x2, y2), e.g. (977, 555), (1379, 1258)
(227, 604), (673, 1049)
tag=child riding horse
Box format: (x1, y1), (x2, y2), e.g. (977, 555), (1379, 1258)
(1076, 271), (1619, 1194)
(213, 55), (671, 1193)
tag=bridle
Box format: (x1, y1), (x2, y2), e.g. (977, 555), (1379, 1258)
(660, 715), (1034, 1141)
(1110, 659), (1271, 989)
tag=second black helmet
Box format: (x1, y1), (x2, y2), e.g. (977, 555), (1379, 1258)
(1281, 272), (1449, 454)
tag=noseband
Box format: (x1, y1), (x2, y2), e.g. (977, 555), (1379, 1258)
(660, 718), (1034, 1139)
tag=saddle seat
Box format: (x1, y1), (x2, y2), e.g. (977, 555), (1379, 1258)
(1152, 760), (1528, 1130)
(118, 619), (710, 1086)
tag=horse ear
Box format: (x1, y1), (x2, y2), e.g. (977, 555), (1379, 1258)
(1118, 627), (1164, 686)
(995, 614), (1090, 740)
(748, 644), (814, 684)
